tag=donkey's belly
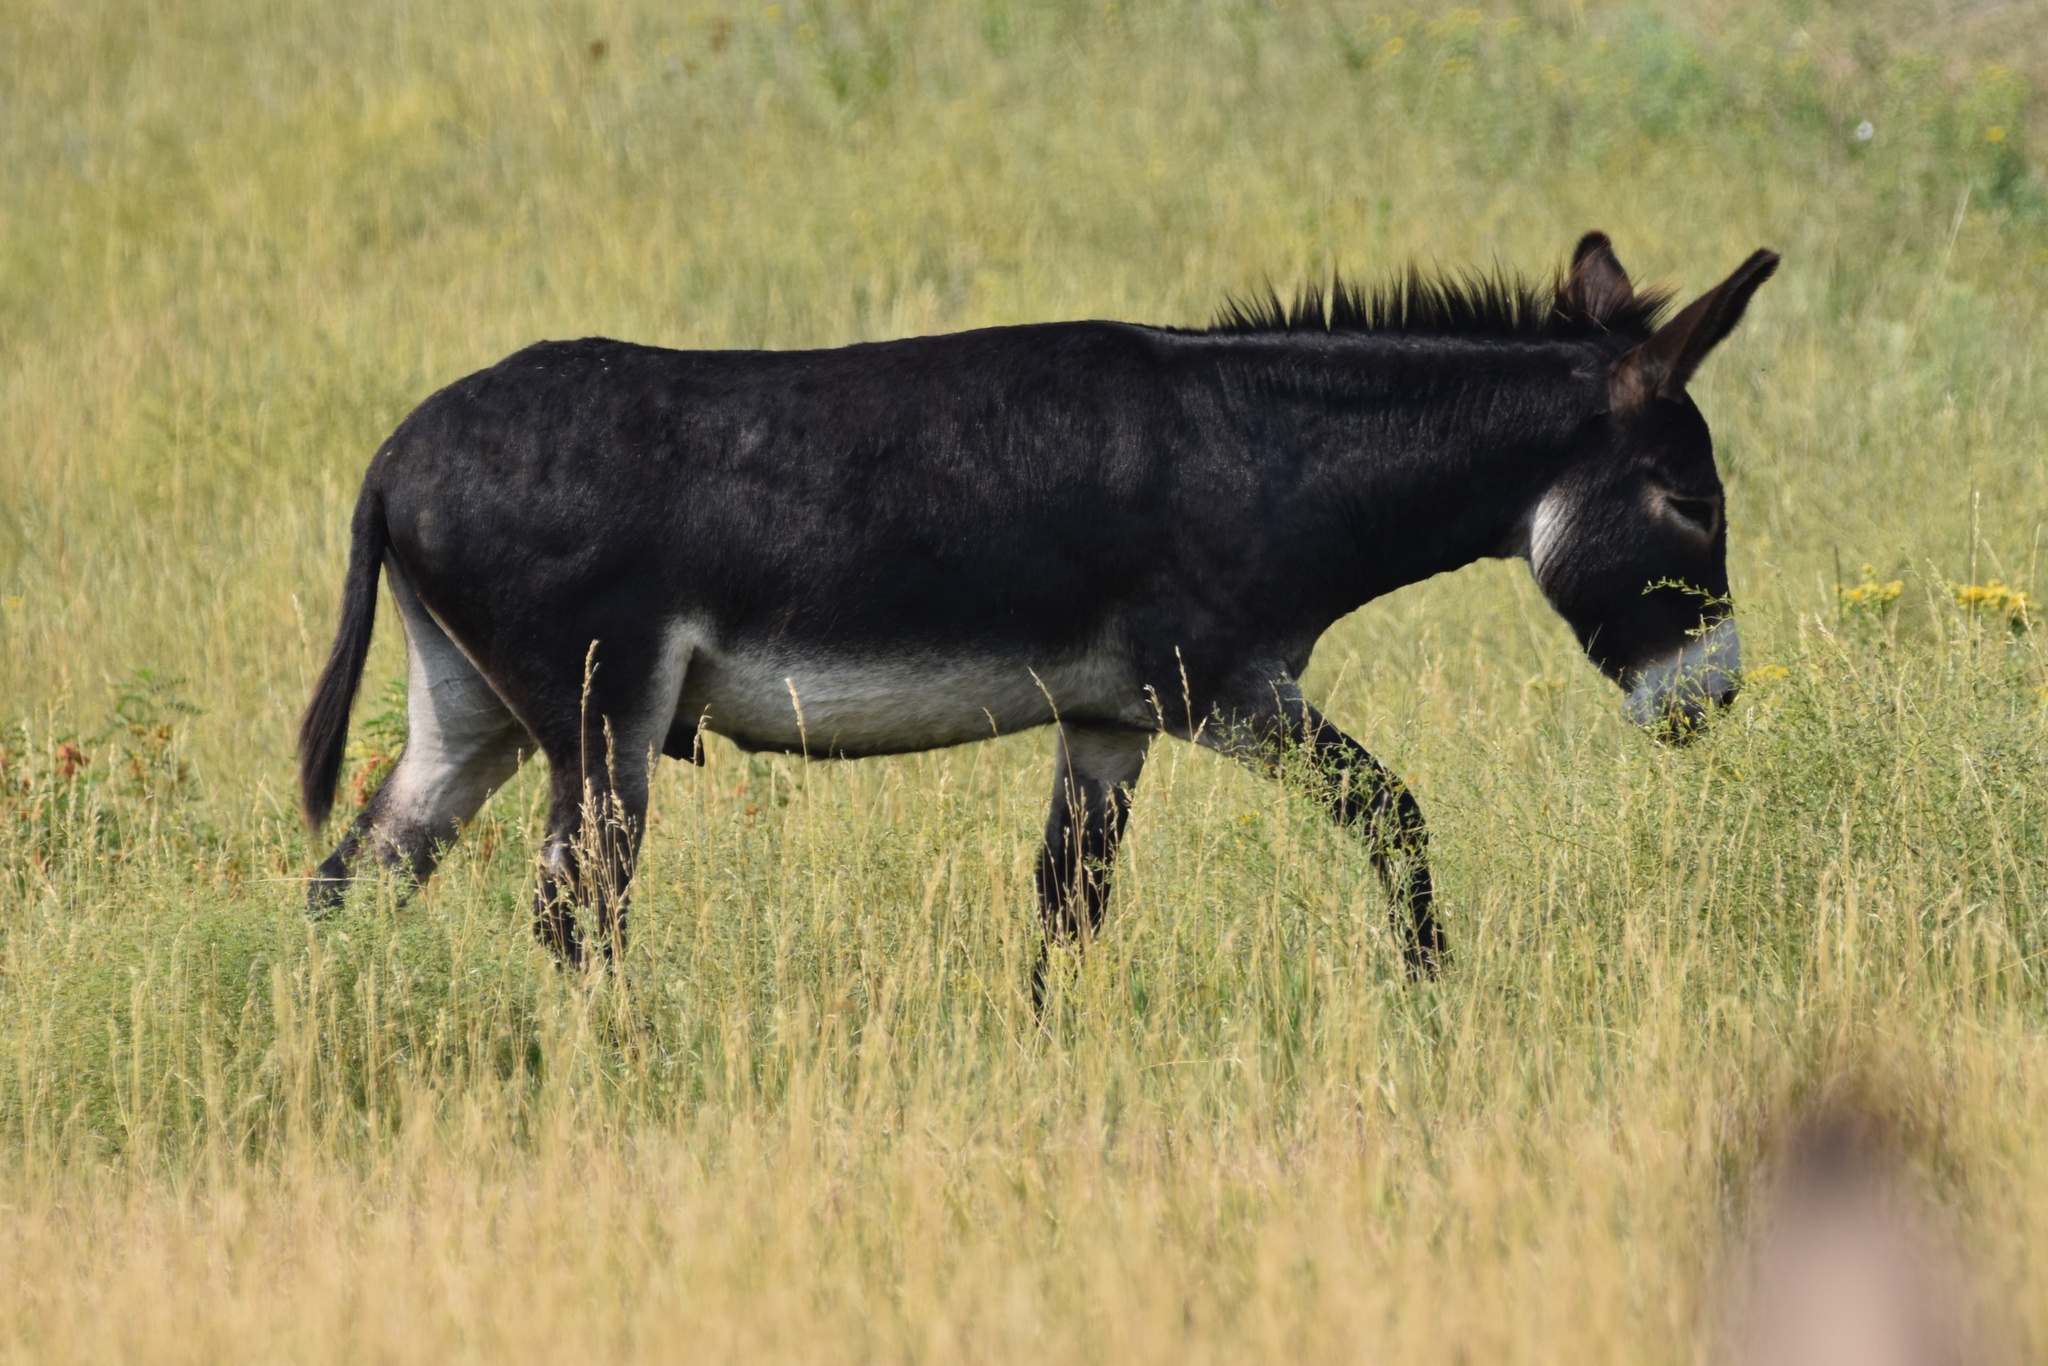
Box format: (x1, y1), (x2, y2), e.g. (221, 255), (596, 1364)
(679, 636), (1152, 757)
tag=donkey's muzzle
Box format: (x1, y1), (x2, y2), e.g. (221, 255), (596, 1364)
(1622, 618), (1740, 740)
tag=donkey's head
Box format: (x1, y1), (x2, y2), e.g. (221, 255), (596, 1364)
(1531, 233), (1779, 740)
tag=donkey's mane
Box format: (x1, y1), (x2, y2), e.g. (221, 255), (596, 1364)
(1209, 267), (1671, 341)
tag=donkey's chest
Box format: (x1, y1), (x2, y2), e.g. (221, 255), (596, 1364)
(676, 634), (1153, 757)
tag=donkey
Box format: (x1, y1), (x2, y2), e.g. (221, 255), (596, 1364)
(299, 231), (1777, 978)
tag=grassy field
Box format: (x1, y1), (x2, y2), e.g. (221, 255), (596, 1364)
(3, 0), (2048, 1360)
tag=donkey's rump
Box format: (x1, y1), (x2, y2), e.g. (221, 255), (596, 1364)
(378, 330), (1203, 682)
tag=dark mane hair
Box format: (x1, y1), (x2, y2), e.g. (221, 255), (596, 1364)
(1209, 266), (1671, 341)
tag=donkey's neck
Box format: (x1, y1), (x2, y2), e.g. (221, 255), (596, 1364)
(1199, 334), (1607, 616)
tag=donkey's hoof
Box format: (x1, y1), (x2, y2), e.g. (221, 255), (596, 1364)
(305, 854), (353, 918)
(1401, 927), (1447, 980)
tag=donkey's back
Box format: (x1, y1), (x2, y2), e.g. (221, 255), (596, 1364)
(381, 326), (1181, 643)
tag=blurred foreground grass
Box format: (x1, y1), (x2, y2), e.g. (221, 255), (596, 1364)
(3, 0), (2048, 1360)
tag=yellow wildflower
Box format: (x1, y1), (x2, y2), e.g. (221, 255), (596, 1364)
(1951, 580), (2030, 629)
(1987, 125), (2007, 143)
(1839, 570), (1904, 614)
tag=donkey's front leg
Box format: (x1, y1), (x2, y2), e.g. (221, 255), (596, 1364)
(1208, 676), (1442, 976)
(1033, 725), (1152, 1000)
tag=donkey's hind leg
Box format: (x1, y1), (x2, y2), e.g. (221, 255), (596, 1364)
(308, 572), (528, 913)
(527, 630), (690, 966)
(1032, 725), (1151, 1004)
(1205, 672), (1442, 976)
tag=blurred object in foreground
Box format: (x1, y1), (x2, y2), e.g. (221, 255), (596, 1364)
(1733, 1101), (1985, 1366)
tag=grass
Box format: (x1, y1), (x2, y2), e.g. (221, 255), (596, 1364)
(3, 0), (2048, 1360)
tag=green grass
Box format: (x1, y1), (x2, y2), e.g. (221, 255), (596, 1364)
(2, 1), (2047, 1360)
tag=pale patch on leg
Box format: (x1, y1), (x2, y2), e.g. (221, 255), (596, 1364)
(362, 568), (528, 875)
(623, 619), (695, 776)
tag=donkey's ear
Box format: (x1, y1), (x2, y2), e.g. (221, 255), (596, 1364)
(1557, 231), (1637, 325)
(1613, 248), (1780, 406)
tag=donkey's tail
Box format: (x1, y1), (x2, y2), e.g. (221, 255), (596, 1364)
(298, 482), (387, 828)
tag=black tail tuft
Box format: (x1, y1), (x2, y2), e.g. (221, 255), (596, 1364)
(298, 485), (387, 828)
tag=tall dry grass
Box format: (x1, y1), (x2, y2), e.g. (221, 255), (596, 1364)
(2, 0), (2047, 1360)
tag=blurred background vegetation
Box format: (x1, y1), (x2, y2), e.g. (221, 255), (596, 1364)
(1, 1), (2045, 1361)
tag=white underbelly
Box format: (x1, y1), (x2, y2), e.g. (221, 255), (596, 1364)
(677, 636), (1152, 754)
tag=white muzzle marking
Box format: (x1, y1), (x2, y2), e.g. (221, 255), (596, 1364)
(1623, 618), (1741, 728)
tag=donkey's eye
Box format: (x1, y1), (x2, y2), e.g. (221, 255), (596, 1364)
(1657, 492), (1722, 539)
